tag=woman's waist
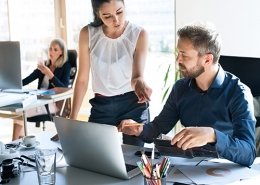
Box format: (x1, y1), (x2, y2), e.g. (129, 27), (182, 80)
(92, 84), (133, 97)
(94, 91), (135, 98)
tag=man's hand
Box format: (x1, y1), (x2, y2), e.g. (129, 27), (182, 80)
(118, 119), (143, 136)
(171, 127), (216, 150)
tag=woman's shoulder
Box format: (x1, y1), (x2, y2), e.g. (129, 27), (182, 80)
(80, 24), (98, 34)
(57, 60), (71, 70)
(125, 22), (147, 38)
(81, 24), (102, 39)
(127, 22), (143, 31)
(64, 60), (71, 66)
(124, 22), (147, 44)
(84, 24), (102, 32)
(80, 25), (89, 34)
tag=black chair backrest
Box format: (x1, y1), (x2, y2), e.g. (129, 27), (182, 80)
(219, 55), (260, 97)
(67, 50), (77, 87)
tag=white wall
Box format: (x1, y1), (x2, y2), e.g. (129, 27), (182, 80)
(176, 0), (260, 58)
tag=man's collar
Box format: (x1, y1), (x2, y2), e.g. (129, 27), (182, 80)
(210, 64), (225, 88)
(189, 64), (225, 90)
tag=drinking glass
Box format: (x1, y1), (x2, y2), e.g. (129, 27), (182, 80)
(35, 149), (56, 185)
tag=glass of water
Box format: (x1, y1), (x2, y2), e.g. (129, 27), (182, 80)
(35, 149), (56, 185)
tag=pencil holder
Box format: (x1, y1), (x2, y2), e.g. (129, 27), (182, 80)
(144, 175), (166, 185)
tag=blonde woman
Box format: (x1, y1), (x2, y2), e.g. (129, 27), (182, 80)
(13, 38), (71, 140)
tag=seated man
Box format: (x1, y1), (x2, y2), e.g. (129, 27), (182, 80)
(119, 22), (256, 166)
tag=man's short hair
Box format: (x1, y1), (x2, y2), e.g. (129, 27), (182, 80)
(177, 22), (222, 63)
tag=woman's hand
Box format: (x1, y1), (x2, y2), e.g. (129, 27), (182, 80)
(37, 63), (54, 79)
(134, 79), (152, 103)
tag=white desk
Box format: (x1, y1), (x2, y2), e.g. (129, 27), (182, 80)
(0, 89), (72, 135)
(6, 167), (260, 185)
(5, 133), (149, 185)
(8, 167), (145, 185)
(3, 132), (260, 185)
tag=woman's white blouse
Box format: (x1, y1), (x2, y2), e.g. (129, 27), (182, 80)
(88, 22), (142, 96)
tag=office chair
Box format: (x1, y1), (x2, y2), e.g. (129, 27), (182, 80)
(27, 49), (77, 131)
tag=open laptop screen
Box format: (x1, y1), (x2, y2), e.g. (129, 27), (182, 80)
(0, 41), (22, 90)
(54, 117), (141, 179)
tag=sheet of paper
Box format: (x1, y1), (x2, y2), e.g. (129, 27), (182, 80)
(169, 156), (209, 166)
(167, 166), (194, 184)
(177, 161), (260, 184)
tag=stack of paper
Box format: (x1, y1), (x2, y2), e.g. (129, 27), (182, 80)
(0, 92), (37, 107)
(0, 92), (24, 107)
(16, 93), (37, 107)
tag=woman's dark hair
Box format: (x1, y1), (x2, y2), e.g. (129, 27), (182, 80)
(90, 0), (124, 27)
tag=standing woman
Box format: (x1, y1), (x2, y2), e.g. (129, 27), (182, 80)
(70, 0), (152, 146)
(13, 38), (71, 140)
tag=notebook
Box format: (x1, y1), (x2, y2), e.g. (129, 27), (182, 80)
(54, 117), (141, 179)
(0, 41), (22, 91)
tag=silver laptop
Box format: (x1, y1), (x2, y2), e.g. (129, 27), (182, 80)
(54, 117), (141, 179)
(0, 41), (22, 90)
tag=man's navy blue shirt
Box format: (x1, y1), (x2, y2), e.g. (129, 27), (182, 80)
(141, 66), (256, 166)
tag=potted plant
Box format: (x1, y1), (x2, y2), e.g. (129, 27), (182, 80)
(162, 50), (181, 103)
(161, 52), (183, 135)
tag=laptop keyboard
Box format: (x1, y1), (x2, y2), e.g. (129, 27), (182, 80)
(125, 164), (137, 172)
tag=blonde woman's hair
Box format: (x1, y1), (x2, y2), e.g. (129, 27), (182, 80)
(48, 38), (68, 68)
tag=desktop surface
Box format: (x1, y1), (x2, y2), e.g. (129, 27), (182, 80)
(4, 132), (260, 185)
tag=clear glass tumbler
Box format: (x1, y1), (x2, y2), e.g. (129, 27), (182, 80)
(35, 149), (56, 185)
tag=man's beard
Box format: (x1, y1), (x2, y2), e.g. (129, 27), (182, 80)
(179, 61), (205, 78)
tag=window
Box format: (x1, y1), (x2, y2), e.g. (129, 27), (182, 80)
(0, 0), (176, 118)
(8, 0), (55, 81)
(66, 0), (92, 49)
(0, 0), (9, 40)
(126, 0), (175, 117)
